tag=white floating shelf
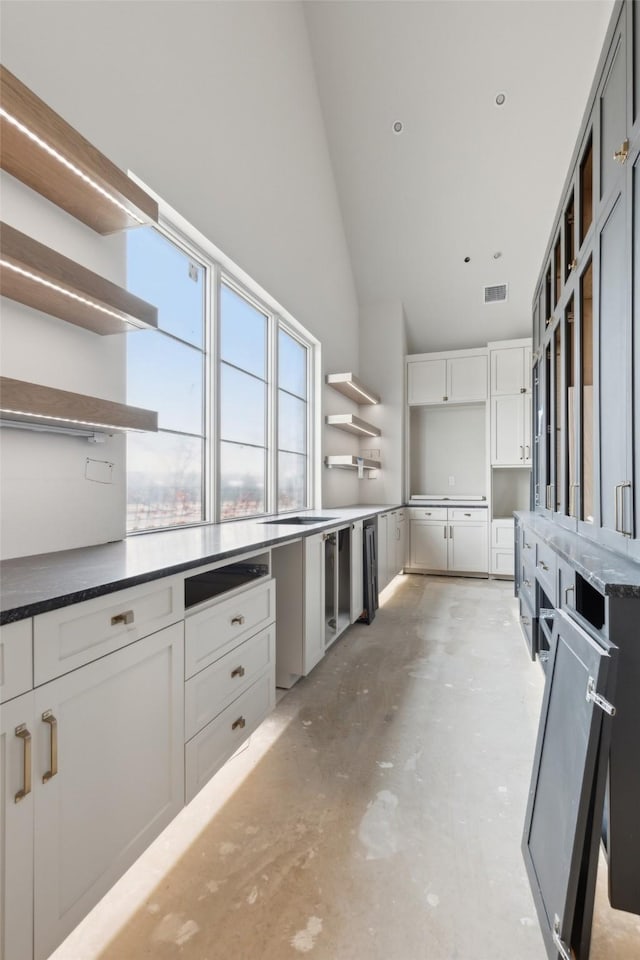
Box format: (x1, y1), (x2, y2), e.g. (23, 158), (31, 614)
(324, 455), (381, 471)
(326, 372), (380, 405)
(325, 414), (381, 437)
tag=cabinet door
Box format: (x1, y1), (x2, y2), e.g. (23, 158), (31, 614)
(303, 533), (325, 674)
(33, 624), (184, 960)
(523, 345), (532, 393)
(1, 691), (34, 960)
(350, 521), (364, 623)
(523, 393), (532, 465)
(377, 513), (389, 589)
(448, 523), (488, 573)
(597, 191), (632, 546)
(598, 18), (628, 212)
(490, 347), (525, 395)
(407, 359), (447, 404)
(523, 611), (616, 960)
(386, 511), (398, 580)
(491, 395), (525, 465)
(409, 520), (447, 570)
(397, 513), (407, 573)
(447, 354), (487, 402)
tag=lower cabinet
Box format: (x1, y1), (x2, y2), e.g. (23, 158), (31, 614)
(409, 508), (488, 574)
(377, 512), (390, 590)
(378, 510), (406, 591)
(491, 518), (516, 577)
(1, 623), (184, 960)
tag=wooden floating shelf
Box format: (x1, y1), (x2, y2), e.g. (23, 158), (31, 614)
(325, 414), (381, 437)
(0, 65), (158, 234)
(324, 455), (381, 471)
(0, 377), (158, 434)
(0, 222), (158, 334)
(326, 372), (380, 405)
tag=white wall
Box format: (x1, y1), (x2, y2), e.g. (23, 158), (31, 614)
(357, 301), (407, 505)
(409, 404), (487, 498)
(0, 0), (362, 555)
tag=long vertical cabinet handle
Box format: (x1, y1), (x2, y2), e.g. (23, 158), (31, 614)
(443, 525), (447, 539)
(14, 724), (32, 803)
(42, 710), (58, 783)
(449, 526), (453, 539)
(615, 481), (633, 537)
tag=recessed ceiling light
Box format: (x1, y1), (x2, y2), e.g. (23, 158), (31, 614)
(495, 92), (506, 106)
(493, 251), (502, 259)
(392, 120), (403, 134)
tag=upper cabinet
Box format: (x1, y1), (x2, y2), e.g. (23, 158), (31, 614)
(407, 349), (487, 405)
(489, 341), (532, 396)
(0, 66), (158, 234)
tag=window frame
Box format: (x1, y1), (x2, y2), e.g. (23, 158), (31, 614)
(126, 174), (321, 532)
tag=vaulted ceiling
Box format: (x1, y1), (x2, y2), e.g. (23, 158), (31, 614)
(304, 0), (614, 352)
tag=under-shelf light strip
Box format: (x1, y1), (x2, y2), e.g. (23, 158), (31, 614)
(348, 382), (378, 404)
(0, 261), (144, 327)
(0, 108), (146, 226)
(349, 421), (378, 437)
(0, 408), (129, 432)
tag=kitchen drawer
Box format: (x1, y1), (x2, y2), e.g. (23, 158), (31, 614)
(520, 525), (537, 558)
(185, 624), (275, 740)
(492, 520), (515, 549)
(535, 539), (557, 604)
(519, 594), (536, 660)
(491, 548), (515, 576)
(408, 507), (447, 521)
(449, 508), (488, 523)
(185, 579), (275, 680)
(0, 618), (33, 703)
(33, 575), (184, 685)
(185, 667), (275, 803)
(520, 556), (535, 610)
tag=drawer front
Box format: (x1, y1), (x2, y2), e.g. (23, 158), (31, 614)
(33, 576), (184, 685)
(185, 668), (275, 803)
(408, 507), (448, 521)
(0, 619), (33, 703)
(448, 508), (488, 523)
(535, 540), (557, 604)
(491, 549), (515, 576)
(185, 624), (275, 740)
(185, 579), (275, 680)
(492, 521), (515, 549)
(519, 595), (536, 660)
(520, 556), (535, 610)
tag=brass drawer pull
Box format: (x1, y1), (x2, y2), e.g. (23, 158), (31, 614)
(111, 610), (134, 626)
(231, 615), (245, 626)
(14, 724), (32, 803)
(42, 711), (58, 784)
(613, 139), (629, 164)
(232, 716), (246, 731)
(231, 665), (245, 679)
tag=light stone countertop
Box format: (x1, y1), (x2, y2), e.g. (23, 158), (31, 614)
(0, 506), (401, 624)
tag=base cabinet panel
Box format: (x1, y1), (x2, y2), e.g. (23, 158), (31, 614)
(303, 533), (326, 675)
(448, 523), (487, 572)
(409, 520), (448, 569)
(1, 692), (35, 960)
(33, 623), (184, 960)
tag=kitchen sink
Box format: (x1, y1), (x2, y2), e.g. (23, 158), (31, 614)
(260, 516), (338, 525)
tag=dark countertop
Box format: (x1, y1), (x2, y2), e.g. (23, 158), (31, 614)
(515, 511), (640, 598)
(0, 505), (401, 624)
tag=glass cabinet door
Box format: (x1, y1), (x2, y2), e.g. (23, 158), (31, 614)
(579, 260), (594, 525)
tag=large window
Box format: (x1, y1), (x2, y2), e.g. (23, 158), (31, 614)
(219, 281), (268, 519)
(126, 226), (207, 532)
(124, 207), (316, 532)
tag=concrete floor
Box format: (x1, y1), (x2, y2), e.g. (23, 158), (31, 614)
(51, 574), (640, 960)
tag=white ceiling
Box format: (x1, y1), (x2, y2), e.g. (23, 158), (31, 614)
(304, 0), (614, 353)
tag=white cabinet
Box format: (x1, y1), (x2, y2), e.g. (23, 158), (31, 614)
(0, 619), (32, 705)
(350, 520), (364, 623)
(409, 508), (488, 574)
(385, 509), (406, 581)
(377, 512), (390, 590)
(490, 344), (532, 395)
(407, 351), (487, 405)
(1, 690), (34, 960)
(1, 622), (184, 960)
(304, 532), (326, 674)
(491, 395), (532, 466)
(491, 519), (516, 576)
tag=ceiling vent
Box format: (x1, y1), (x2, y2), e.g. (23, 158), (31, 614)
(484, 283), (508, 304)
